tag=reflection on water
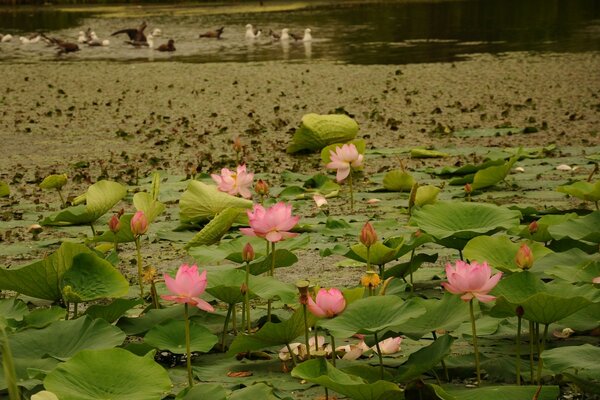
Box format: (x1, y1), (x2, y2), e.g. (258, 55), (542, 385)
(0, 0), (599, 65)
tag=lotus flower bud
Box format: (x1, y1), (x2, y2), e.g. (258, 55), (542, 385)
(130, 210), (149, 237)
(515, 305), (524, 318)
(242, 242), (255, 263)
(528, 220), (538, 234)
(515, 243), (534, 270)
(464, 183), (472, 194)
(233, 136), (243, 154)
(109, 214), (121, 233)
(240, 282), (248, 295)
(296, 280), (310, 305)
(360, 222), (377, 248)
(254, 179), (269, 197)
(360, 271), (381, 289)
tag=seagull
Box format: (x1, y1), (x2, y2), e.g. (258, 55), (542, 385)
(281, 28), (290, 41)
(199, 27), (224, 39)
(245, 24), (261, 39)
(303, 28), (312, 42)
(19, 33), (41, 44)
(156, 39), (175, 52)
(151, 28), (162, 37)
(77, 31), (86, 43)
(112, 21), (147, 43)
(1, 33), (12, 43)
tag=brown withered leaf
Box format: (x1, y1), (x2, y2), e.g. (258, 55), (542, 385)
(227, 371), (253, 378)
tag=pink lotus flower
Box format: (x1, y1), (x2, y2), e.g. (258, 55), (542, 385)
(326, 143), (363, 182)
(442, 260), (502, 303)
(130, 210), (148, 236)
(240, 202), (300, 243)
(161, 264), (214, 312)
(307, 288), (346, 318)
(373, 336), (402, 354)
(211, 164), (254, 199)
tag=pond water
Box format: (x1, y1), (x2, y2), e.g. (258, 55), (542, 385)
(0, 0), (599, 64)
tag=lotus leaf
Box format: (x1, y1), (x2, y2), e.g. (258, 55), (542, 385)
(39, 174), (67, 190)
(347, 241), (401, 266)
(533, 248), (599, 274)
(44, 348), (172, 400)
(291, 358), (402, 400)
(133, 191), (165, 223)
(84, 298), (143, 323)
(548, 211), (600, 243)
(40, 180), (126, 226)
(471, 155), (518, 190)
(397, 294), (469, 340)
(0, 298), (28, 322)
(557, 180), (600, 204)
(20, 307), (66, 329)
(230, 383), (278, 400)
(543, 344), (600, 380)
(395, 334), (454, 382)
(414, 185), (440, 206)
(144, 319), (217, 354)
(207, 268), (296, 304)
(180, 383), (226, 400)
(439, 384), (560, 400)
(430, 159), (505, 177)
(546, 260), (600, 284)
(31, 391), (59, 400)
(60, 253), (129, 302)
(179, 180), (252, 224)
(320, 138), (366, 164)
(410, 148), (449, 158)
(0, 357), (59, 391)
(185, 207), (245, 249)
(463, 235), (552, 273)
(287, 113), (359, 153)
(382, 169), (416, 192)
(0, 180), (10, 197)
(515, 213), (578, 242)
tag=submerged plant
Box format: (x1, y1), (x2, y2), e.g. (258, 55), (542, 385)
(442, 260), (502, 385)
(326, 143), (363, 212)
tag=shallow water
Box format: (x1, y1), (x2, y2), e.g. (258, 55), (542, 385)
(0, 0), (599, 64)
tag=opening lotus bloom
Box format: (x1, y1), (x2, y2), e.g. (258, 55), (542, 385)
(326, 143), (364, 182)
(211, 164), (254, 199)
(161, 264), (214, 312)
(240, 202), (300, 243)
(442, 260), (502, 303)
(307, 288), (346, 318)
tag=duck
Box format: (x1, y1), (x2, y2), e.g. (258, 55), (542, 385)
(88, 38), (110, 47)
(199, 27), (224, 39)
(112, 21), (147, 43)
(156, 38), (175, 52)
(245, 24), (261, 39)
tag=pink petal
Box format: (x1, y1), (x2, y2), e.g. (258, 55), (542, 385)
(336, 167), (351, 182)
(191, 297), (215, 312)
(307, 296), (327, 318)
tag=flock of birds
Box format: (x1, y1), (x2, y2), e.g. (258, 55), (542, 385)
(0, 21), (313, 55)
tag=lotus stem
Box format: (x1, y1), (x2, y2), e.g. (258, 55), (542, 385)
(286, 342), (297, 367)
(373, 331), (385, 380)
(529, 320), (535, 383)
(302, 303), (311, 360)
(330, 334), (336, 367)
(534, 322), (540, 384)
(536, 324), (549, 385)
(65, 302), (70, 320)
(232, 304), (237, 335)
(348, 171), (354, 213)
(184, 303), (194, 387)
(432, 331), (449, 381)
(516, 315), (522, 385)
(245, 262), (251, 333)
(56, 188), (66, 208)
(1, 326), (20, 400)
(459, 249), (464, 261)
(409, 249), (416, 296)
(150, 280), (160, 309)
(267, 242), (276, 322)
(469, 299), (481, 385)
(73, 303), (78, 319)
(366, 246), (371, 271)
(135, 237), (144, 300)
(222, 304), (233, 350)
(90, 223), (96, 237)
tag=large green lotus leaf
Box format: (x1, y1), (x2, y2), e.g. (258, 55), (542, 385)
(117, 305), (223, 336)
(39, 174), (67, 190)
(0, 242), (95, 301)
(230, 383), (279, 400)
(9, 316), (125, 360)
(185, 208), (245, 249)
(287, 113), (359, 154)
(395, 334), (454, 382)
(60, 253), (129, 303)
(291, 358), (402, 400)
(557, 302), (600, 332)
(463, 235), (552, 273)
(179, 180), (253, 224)
(320, 139), (366, 164)
(44, 348), (171, 400)
(144, 319), (217, 354)
(410, 148), (449, 158)
(471, 155), (517, 190)
(90, 213), (135, 244)
(227, 309), (316, 355)
(347, 242), (401, 266)
(0, 357), (59, 391)
(548, 211), (600, 243)
(320, 295), (426, 338)
(414, 185), (440, 207)
(207, 269), (296, 304)
(0, 298), (29, 322)
(438, 384), (560, 400)
(133, 191), (165, 223)
(84, 298), (143, 323)
(382, 170), (415, 192)
(546, 260), (600, 284)
(384, 253), (438, 280)
(533, 248), (599, 274)
(0, 180), (9, 197)
(543, 344), (600, 380)
(410, 201), (521, 243)
(244, 248), (299, 275)
(515, 213), (578, 242)
(41, 180), (126, 226)
(430, 159), (505, 177)
(398, 294), (470, 340)
(557, 180), (600, 203)
(180, 383), (227, 400)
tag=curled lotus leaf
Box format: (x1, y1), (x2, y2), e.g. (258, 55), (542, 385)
(287, 113), (359, 153)
(179, 180), (252, 225)
(383, 170), (415, 192)
(39, 174), (67, 190)
(557, 181), (600, 203)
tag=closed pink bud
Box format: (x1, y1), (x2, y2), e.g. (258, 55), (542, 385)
(515, 243), (534, 270)
(360, 222), (377, 247)
(233, 136), (243, 153)
(464, 183), (473, 194)
(254, 179), (269, 197)
(130, 210), (149, 236)
(242, 242), (255, 262)
(108, 214), (121, 233)
(528, 220), (538, 234)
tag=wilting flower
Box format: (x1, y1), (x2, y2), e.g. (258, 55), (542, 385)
(161, 264), (214, 312)
(326, 143), (363, 182)
(515, 243), (534, 270)
(307, 288), (346, 318)
(360, 271), (381, 289)
(313, 194), (328, 208)
(372, 336), (402, 354)
(337, 341), (371, 361)
(360, 221), (377, 247)
(211, 164), (254, 199)
(240, 202), (299, 243)
(254, 179), (269, 197)
(442, 260), (502, 303)
(108, 214), (121, 233)
(130, 210), (148, 236)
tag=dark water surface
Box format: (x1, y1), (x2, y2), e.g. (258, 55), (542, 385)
(0, 0), (599, 64)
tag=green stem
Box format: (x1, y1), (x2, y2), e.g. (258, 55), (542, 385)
(57, 188), (66, 208)
(348, 171), (354, 213)
(409, 249), (416, 296)
(469, 299), (481, 385)
(536, 324), (548, 385)
(267, 241), (276, 323)
(529, 320), (535, 383)
(374, 332), (384, 380)
(135, 237), (144, 300)
(516, 315), (522, 385)
(90, 223), (96, 236)
(245, 262), (251, 333)
(65, 302), (70, 320)
(73, 303), (78, 319)
(151, 281), (160, 309)
(459, 249), (464, 261)
(222, 304), (233, 349)
(303, 303), (311, 359)
(330, 334), (336, 367)
(366, 246), (371, 271)
(232, 303), (237, 334)
(432, 331), (449, 382)
(314, 324), (319, 353)
(1, 326), (20, 400)
(184, 303), (193, 387)
(285, 343), (297, 367)
(535, 322), (540, 384)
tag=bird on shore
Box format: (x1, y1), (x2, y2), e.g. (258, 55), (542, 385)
(156, 39), (175, 52)
(290, 28), (312, 42)
(199, 27), (224, 39)
(268, 29), (280, 40)
(0, 33), (12, 42)
(112, 21), (147, 43)
(281, 28), (290, 41)
(245, 24), (261, 39)
(41, 33), (80, 54)
(19, 33), (41, 44)
(151, 28), (162, 37)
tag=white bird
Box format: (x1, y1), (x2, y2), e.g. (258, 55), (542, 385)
(151, 28), (162, 37)
(245, 24), (261, 39)
(1, 34), (13, 43)
(77, 31), (86, 43)
(280, 28), (290, 41)
(303, 28), (312, 42)
(19, 34), (41, 44)
(146, 34), (154, 49)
